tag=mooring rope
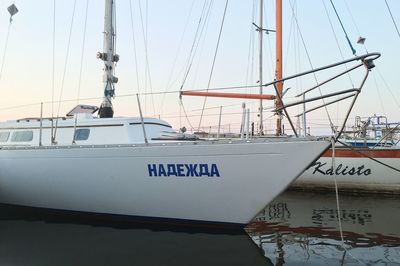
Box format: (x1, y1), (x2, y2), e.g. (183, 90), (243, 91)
(331, 138), (366, 265)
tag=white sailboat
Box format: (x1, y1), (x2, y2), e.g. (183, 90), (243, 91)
(296, 115), (400, 194)
(0, 1), (376, 227)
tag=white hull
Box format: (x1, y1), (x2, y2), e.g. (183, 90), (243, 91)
(295, 148), (400, 193)
(0, 140), (329, 225)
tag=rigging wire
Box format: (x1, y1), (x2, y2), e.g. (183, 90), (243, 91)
(138, 0), (147, 111)
(0, 23), (11, 82)
(187, 1), (214, 91)
(128, 0), (141, 94)
(328, 0), (356, 55)
(0, 98), (228, 115)
(0, 81), (284, 114)
(337, 139), (400, 174)
(160, 102), (243, 122)
(178, 0), (214, 129)
(164, 0), (197, 90)
(244, 2), (257, 121)
(0, 1), (18, 82)
(197, 0), (229, 131)
(290, 0), (311, 133)
(263, 2), (275, 80)
(165, 110), (257, 120)
(72, 0), (89, 143)
(179, 100), (182, 129)
(190, 102), (240, 112)
(245, 0), (256, 88)
(53, 0), (77, 141)
(179, 0), (213, 91)
(76, 0), (89, 105)
(51, 0), (56, 132)
(341, 1), (399, 115)
(138, 0), (155, 116)
(179, 99), (195, 131)
(342, 0), (368, 54)
(384, 0), (400, 40)
(288, 0), (335, 134)
(321, 0), (354, 88)
(343, 0), (361, 36)
(146, 0), (155, 115)
(0, 1), (19, 81)
(292, 1), (304, 123)
(321, 0), (354, 127)
(283, 5), (295, 75)
(372, 72), (386, 116)
(159, 0), (196, 115)
(376, 68), (400, 109)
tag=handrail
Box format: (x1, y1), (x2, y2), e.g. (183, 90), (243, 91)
(295, 93), (356, 117)
(276, 88), (360, 111)
(179, 53), (380, 138)
(273, 53), (379, 139)
(261, 53), (380, 89)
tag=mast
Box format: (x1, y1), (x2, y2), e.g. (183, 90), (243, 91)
(97, 0), (119, 118)
(275, 0), (283, 135)
(258, 0), (264, 135)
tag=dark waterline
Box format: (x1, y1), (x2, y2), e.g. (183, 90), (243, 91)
(0, 204), (269, 266)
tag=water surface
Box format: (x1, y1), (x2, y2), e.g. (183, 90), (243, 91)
(246, 190), (400, 265)
(1, 190), (399, 265)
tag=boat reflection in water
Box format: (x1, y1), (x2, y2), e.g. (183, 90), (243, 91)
(246, 191), (400, 265)
(0, 204), (271, 266)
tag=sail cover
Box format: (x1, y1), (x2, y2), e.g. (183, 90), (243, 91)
(66, 105), (99, 117)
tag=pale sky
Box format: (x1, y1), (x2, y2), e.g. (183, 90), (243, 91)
(0, 0), (399, 134)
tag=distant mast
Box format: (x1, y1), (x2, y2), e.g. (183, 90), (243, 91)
(275, 0), (283, 135)
(258, 0), (264, 135)
(97, 0), (119, 118)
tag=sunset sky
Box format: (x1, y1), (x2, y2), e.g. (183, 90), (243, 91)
(0, 0), (399, 134)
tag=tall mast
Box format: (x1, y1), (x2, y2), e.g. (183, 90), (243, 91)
(275, 0), (283, 135)
(97, 0), (119, 118)
(258, 0), (264, 135)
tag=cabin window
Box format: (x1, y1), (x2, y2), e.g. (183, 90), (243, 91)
(74, 129), (90, 141)
(11, 131), (33, 142)
(0, 132), (10, 142)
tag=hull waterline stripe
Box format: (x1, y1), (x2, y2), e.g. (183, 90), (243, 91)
(322, 148), (400, 158)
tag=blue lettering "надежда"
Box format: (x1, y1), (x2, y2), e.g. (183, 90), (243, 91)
(148, 164), (220, 177)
